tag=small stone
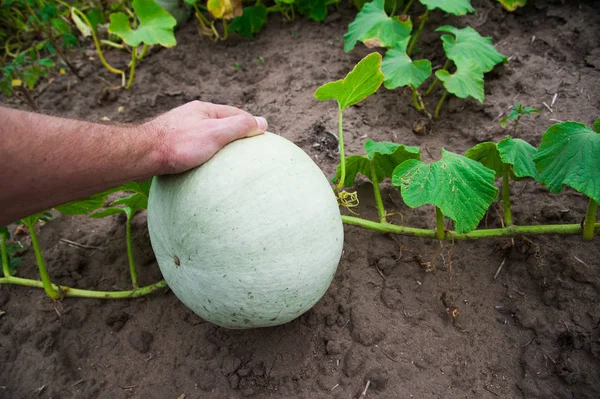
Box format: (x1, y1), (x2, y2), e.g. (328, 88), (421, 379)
(127, 330), (153, 353)
(222, 356), (242, 374)
(237, 367), (251, 377)
(228, 374), (240, 389)
(252, 362), (265, 376)
(105, 311), (129, 332)
(326, 340), (341, 355)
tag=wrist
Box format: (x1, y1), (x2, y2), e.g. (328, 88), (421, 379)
(138, 118), (170, 178)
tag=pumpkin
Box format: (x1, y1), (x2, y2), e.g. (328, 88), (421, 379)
(147, 132), (343, 328)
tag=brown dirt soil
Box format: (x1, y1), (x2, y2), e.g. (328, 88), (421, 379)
(1, 0), (600, 398)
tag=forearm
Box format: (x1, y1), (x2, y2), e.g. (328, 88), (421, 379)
(0, 107), (160, 225)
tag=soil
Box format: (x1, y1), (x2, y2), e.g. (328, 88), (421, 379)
(1, 0), (600, 398)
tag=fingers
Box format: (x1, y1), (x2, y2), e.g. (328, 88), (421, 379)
(192, 101), (252, 119)
(208, 113), (268, 147)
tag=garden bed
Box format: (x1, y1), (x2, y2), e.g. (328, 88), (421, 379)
(1, 0), (599, 397)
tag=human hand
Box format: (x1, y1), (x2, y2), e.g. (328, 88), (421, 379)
(146, 101), (268, 175)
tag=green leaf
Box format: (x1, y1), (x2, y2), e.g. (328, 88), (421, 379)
(344, 0), (412, 52)
(37, 58), (55, 68)
(336, 140), (421, 186)
(496, 0), (526, 11)
(51, 17), (71, 35)
(315, 52), (384, 110)
(89, 207), (127, 219)
(337, 155), (371, 187)
(297, 0), (328, 22)
(436, 26), (507, 73)
(0, 226), (9, 239)
(207, 0), (242, 20)
(230, 4), (267, 39)
(593, 117), (600, 133)
(521, 106), (540, 116)
(108, 0), (177, 47)
(86, 8), (103, 31)
(392, 149), (498, 233)
(533, 122), (600, 202)
(419, 0), (474, 15)
(465, 137), (539, 180)
(21, 212), (44, 227)
(436, 60), (484, 103)
(465, 142), (502, 177)
(497, 137), (538, 180)
(112, 192), (148, 213)
(382, 37), (432, 89)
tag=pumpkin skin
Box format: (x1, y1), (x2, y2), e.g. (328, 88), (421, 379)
(147, 132), (344, 329)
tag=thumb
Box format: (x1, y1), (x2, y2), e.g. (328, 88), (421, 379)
(210, 114), (268, 147)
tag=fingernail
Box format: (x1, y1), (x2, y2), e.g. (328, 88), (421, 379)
(250, 116), (268, 135)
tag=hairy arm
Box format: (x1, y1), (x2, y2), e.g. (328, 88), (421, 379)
(0, 101), (267, 225)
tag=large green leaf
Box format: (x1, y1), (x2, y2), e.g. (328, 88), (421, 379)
(593, 117), (600, 133)
(533, 122), (600, 202)
(392, 149), (498, 233)
(56, 180), (151, 215)
(436, 60), (484, 103)
(465, 137), (538, 180)
(108, 0), (177, 47)
(497, 137), (538, 180)
(436, 26), (506, 73)
(496, 0), (526, 11)
(344, 0), (412, 52)
(230, 4), (267, 39)
(382, 37), (432, 89)
(315, 53), (384, 110)
(337, 140), (421, 186)
(464, 142), (503, 177)
(297, 0), (329, 22)
(419, 0), (474, 15)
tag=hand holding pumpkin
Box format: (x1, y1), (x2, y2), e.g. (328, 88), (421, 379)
(145, 100), (268, 175)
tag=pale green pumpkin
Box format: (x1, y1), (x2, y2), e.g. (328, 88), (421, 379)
(148, 133), (343, 329)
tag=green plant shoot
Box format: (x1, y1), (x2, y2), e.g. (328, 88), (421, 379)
(466, 137), (538, 226)
(534, 120), (600, 239)
(315, 53), (384, 199)
(500, 103), (540, 132)
(108, 0), (177, 89)
(336, 140), (420, 222)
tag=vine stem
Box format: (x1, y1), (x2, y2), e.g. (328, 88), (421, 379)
(0, 276), (167, 298)
(72, 8), (125, 81)
(370, 162), (386, 223)
(434, 89), (448, 119)
(401, 0), (415, 15)
(342, 216), (600, 240)
(335, 107), (346, 191)
(435, 207), (444, 240)
(25, 221), (61, 300)
(583, 198), (598, 240)
(407, 9), (429, 56)
(1, 230), (10, 277)
(137, 44), (149, 60)
(425, 59), (451, 95)
(502, 164), (513, 226)
(125, 212), (138, 289)
(125, 49), (137, 90)
(411, 85), (424, 111)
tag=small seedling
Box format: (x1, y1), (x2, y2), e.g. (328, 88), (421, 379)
(500, 103), (540, 132)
